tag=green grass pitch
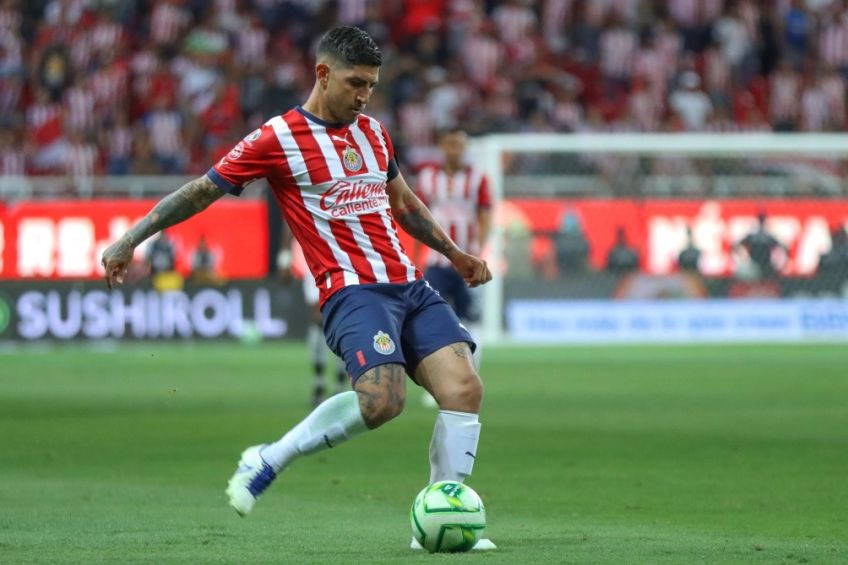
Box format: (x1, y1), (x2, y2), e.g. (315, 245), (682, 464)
(1, 342), (847, 564)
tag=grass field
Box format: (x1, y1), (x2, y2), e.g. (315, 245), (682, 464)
(1, 342), (847, 564)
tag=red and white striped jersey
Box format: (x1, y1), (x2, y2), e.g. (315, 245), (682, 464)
(64, 141), (100, 178)
(414, 164), (491, 268)
(0, 146), (25, 176)
(600, 27), (637, 79)
(819, 19), (848, 68)
(150, 1), (192, 46)
(209, 107), (420, 305)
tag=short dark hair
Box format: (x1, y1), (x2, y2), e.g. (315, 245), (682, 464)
(437, 127), (467, 140)
(316, 26), (382, 67)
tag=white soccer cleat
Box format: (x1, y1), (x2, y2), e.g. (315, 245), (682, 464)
(473, 538), (497, 550)
(410, 537), (496, 551)
(226, 444), (277, 517)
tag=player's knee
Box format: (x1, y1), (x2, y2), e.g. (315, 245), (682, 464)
(355, 364), (407, 428)
(438, 370), (483, 413)
(359, 392), (405, 428)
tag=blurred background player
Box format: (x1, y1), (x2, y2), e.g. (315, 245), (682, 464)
(735, 211), (787, 280)
(146, 230), (182, 291)
(413, 128), (491, 364)
(606, 226), (640, 275)
(279, 240), (348, 407)
(413, 128), (491, 408)
(677, 227), (702, 275)
(189, 235), (221, 285)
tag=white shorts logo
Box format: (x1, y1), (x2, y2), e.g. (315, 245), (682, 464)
(373, 331), (396, 355)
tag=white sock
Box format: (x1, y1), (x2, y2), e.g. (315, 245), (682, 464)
(261, 391), (368, 472)
(429, 410), (481, 484)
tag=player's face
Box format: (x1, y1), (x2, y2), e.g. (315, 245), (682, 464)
(326, 64), (380, 123)
(439, 132), (467, 166)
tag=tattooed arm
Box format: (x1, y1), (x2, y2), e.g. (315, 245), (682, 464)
(387, 173), (491, 287)
(101, 175), (225, 288)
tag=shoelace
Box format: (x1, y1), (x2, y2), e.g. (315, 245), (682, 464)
(247, 463), (277, 497)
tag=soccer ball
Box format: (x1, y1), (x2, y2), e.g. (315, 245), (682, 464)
(410, 481), (486, 553)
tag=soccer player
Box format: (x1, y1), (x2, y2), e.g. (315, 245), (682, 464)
(100, 27), (495, 550)
(414, 128), (491, 371)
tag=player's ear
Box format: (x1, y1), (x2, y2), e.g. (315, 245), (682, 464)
(316, 62), (331, 89)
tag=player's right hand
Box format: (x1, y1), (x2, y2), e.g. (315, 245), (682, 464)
(101, 239), (134, 289)
(450, 250), (492, 288)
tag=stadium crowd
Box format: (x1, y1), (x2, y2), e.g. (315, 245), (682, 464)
(0, 0), (846, 178)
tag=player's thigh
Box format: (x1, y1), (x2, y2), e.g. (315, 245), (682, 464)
(413, 342), (482, 413)
(400, 280), (476, 376)
(321, 285), (407, 383)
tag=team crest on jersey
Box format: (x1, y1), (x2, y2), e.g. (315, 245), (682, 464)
(372, 331), (396, 355)
(228, 142), (244, 160)
(342, 146), (363, 172)
(244, 129), (261, 143)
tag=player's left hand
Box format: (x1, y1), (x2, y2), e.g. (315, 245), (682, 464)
(450, 251), (492, 288)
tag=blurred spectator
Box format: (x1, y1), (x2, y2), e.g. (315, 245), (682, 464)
(142, 94), (184, 174)
(100, 111), (133, 175)
(3, 1), (848, 178)
(63, 129), (99, 179)
(817, 227), (848, 289)
(783, 0), (811, 68)
(735, 211), (787, 280)
(146, 230), (176, 274)
(669, 71), (713, 131)
(190, 234), (219, 285)
(677, 227), (702, 274)
(553, 210), (591, 276)
(770, 59), (801, 131)
(0, 126), (24, 175)
(606, 226), (639, 274)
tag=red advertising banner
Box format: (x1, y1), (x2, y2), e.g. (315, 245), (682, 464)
(0, 200), (268, 279)
(504, 199), (848, 276)
(3, 198), (846, 280)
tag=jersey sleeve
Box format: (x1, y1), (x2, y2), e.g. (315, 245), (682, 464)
(207, 123), (282, 196)
(476, 173), (492, 210)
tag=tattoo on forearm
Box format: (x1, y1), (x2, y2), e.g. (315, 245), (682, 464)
(397, 205), (454, 257)
(124, 176), (222, 247)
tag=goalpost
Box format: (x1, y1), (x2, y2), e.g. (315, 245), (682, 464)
(470, 133), (848, 345)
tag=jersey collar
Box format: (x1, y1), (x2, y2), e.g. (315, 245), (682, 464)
(296, 105), (348, 129)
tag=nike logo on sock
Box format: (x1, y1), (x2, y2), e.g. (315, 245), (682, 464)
(465, 451), (476, 459)
(237, 464), (253, 473)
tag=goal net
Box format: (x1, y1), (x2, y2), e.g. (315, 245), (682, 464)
(470, 133), (848, 344)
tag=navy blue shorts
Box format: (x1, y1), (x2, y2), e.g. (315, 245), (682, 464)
(424, 265), (478, 322)
(321, 279), (475, 384)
